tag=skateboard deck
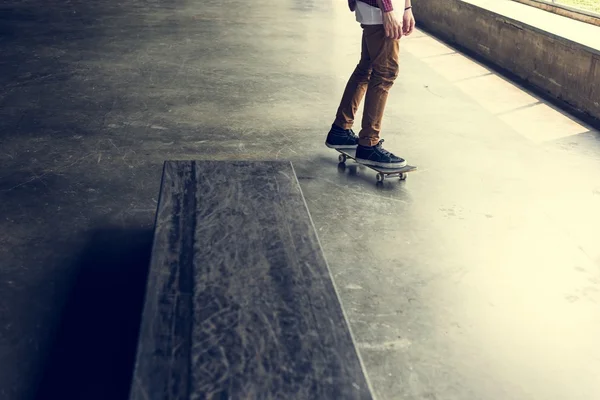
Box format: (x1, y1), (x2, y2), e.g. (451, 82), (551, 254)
(336, 148), (417, 182)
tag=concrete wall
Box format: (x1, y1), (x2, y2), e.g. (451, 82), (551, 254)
(416, 0), (600, 123)
(513, 0), (600, 27)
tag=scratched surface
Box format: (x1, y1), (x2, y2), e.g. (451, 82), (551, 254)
(129, 161), (372, 400)
(2, 0), (600, 400)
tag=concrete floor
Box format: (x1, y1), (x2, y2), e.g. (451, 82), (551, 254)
(1, 0), (600, 399)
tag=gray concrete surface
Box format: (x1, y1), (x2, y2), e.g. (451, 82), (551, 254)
(416, 0), (600, 123)
(1, 1), (600, 399)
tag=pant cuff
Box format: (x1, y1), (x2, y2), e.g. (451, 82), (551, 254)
(333, 118), (353, 130)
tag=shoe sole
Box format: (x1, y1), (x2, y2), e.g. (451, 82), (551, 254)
(325, 142), (358, 150)
(355, 157), (407, 169)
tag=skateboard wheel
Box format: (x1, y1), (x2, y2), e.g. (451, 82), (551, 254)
(338, 154), (347, 163)
(399, 173), (407, 181)
(376, 173), (385, 182)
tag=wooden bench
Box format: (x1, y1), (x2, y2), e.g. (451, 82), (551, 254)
(129, 161), (374, 400)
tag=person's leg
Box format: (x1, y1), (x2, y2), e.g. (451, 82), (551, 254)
(325, 28), (372, 149)
(359, 25), (399, 146)
(354, 25), (406, 168)
(333, 30), (372, 130)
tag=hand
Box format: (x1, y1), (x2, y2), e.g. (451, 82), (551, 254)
(403, 9), (415, 36)
(382, 11), (403, 40)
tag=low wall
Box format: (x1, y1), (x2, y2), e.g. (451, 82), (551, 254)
(513, 0), (600, 27)
(416, 0), (600, 124)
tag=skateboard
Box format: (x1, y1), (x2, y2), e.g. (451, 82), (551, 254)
(336, 148), (417, 183)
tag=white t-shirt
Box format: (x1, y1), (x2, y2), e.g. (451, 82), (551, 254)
(355, 1), (383, 25)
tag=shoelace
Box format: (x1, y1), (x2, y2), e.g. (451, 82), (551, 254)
(375, 139), (395, 157)
(347, 129), (359, 140)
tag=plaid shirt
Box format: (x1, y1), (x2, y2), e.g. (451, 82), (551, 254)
(348, 0), (394, 13)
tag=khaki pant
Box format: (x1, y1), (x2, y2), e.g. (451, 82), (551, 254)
(333, 25), (400, 146)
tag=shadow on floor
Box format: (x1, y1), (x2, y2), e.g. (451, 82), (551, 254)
(35, 227), (154, 400)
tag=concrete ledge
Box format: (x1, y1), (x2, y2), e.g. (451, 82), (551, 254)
(416, 0), (600, 124)
(513, 0), (600, 27)
(130, 161), (374, 400)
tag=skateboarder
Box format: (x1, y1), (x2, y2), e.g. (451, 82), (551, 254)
(325, 0), (415, 168)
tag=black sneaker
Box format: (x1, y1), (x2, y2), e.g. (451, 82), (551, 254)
(325, 124), (359, 149)
(355, 139), (407, 168)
